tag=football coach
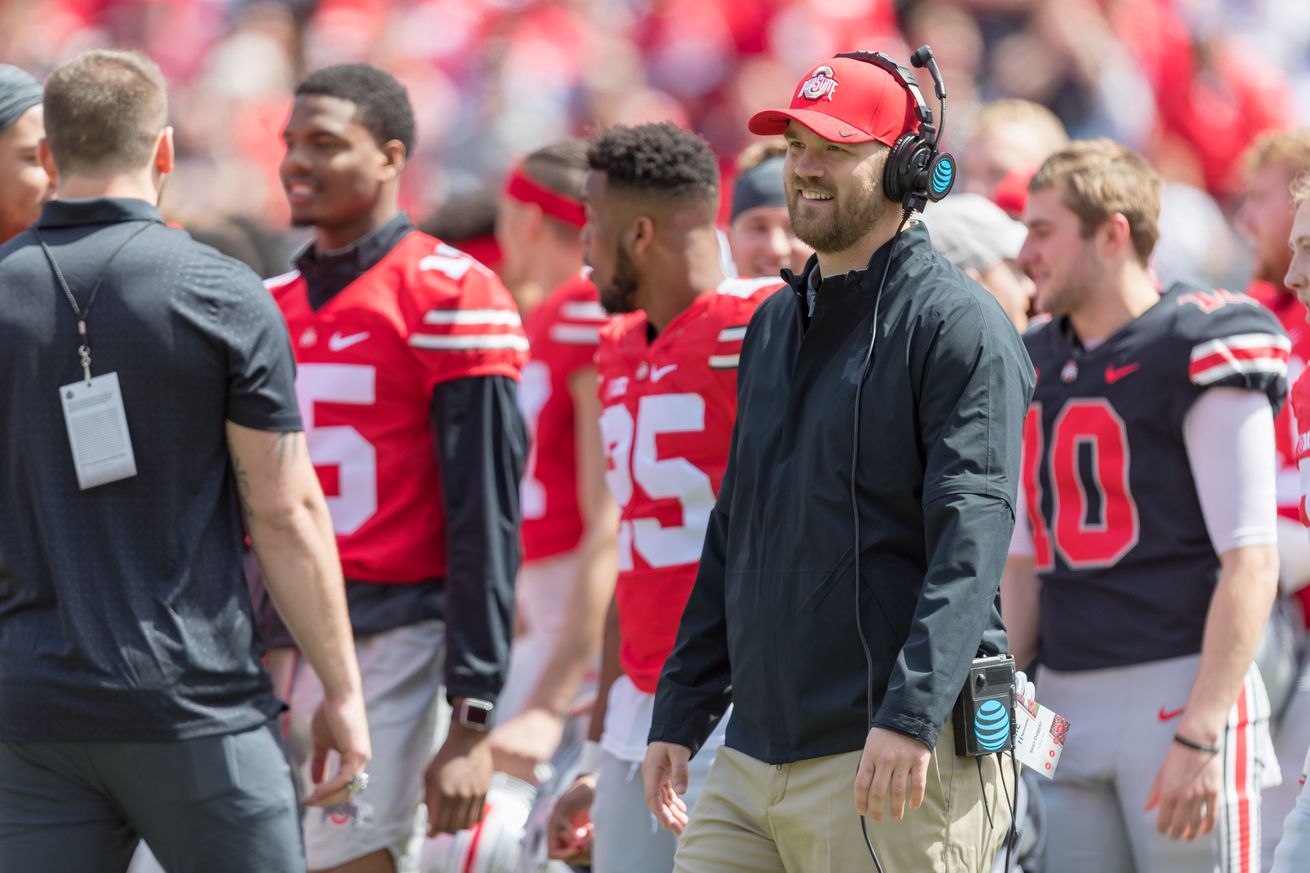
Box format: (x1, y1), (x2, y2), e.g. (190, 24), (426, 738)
(0, 50), (369, 871)
(642, 52), (1035, 872)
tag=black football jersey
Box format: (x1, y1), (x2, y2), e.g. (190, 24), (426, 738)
(1021, 283), (1289, 671)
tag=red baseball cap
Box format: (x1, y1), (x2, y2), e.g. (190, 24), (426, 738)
(749, 55), (920, 147)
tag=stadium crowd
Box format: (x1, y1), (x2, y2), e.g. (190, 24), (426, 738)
(4, 1), (1310, 872)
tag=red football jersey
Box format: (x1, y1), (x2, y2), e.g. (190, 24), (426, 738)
(1292, 369), (1310, 527)
(1249, 281), (1310, 519)
(268, 231), (526, 583)
(520, 273), (609, 563)
(597, 277), (782, 693)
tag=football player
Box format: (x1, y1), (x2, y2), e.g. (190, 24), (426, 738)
(1271, 168), (1310, 873)
(420, 142), (618, 873)
(545, 122), (781, 873)
(269, 64), (527, 873)
(1234, 129), (1310, 868)
(1005, 139), (1287, 873)
(0, 65), (52, 244)
(491, 140), (615, 778)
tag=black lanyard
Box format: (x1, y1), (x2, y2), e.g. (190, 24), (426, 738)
(33, 221), (153, 383)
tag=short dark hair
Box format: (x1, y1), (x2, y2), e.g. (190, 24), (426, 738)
(587, 122), (719, 206)
(296, 64), (416, 155)
(44, 50), (167, 176)
(521, 139), (588, 203)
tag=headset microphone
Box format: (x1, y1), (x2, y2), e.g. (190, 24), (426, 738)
(910, 45), (948, 147)
(834, 45), (955, 212)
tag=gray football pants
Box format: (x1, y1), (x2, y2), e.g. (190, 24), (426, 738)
(1038, 655), (1277, 873)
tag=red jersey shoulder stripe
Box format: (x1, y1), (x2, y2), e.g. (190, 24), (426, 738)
(1189, 333), (1291, 386)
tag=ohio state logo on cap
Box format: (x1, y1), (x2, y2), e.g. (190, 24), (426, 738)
(798, 66), (839, 102)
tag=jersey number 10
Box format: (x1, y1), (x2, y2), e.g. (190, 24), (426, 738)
(1021, 399), (1141, 571)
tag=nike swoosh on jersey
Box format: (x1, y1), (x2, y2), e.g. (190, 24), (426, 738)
(650, 364), (678, 382)
(1104, 362), (1140, 384)
(328, 331), (370, 352)
(1157, 706), (1184, 722)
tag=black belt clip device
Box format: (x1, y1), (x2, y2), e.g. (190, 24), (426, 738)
(952, 654), (1016, 757)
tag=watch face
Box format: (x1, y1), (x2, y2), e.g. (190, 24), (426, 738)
(462, 700), (493, 729)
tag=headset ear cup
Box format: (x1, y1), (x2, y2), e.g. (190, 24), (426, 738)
(885, 133), (937, 207)
(927, 151), (956, 201)
(883, 133), (921, 204)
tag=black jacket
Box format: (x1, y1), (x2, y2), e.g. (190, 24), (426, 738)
(648, 223), (1035, 762)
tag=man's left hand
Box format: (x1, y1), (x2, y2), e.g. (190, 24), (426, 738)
(1145, 738), (1223, 840)
(855, 726), (931, 822)
(425, 722), (493, 836)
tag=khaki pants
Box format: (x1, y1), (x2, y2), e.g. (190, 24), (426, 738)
(674, 723), (1012, 873)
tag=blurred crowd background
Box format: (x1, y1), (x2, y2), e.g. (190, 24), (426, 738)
(2, 0), (1308, 285)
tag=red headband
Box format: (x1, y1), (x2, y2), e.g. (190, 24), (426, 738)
(505, 164), (586, 228)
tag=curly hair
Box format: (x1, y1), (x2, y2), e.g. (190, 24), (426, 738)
(296, 64), (416, 155)
(587, 122), (718, 205)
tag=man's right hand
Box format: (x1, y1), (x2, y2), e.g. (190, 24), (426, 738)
(548, 773), (597, 861)
(643, 741), (692, 834)
(305, 691), (371, 807)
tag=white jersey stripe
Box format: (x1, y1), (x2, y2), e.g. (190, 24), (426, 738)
(423, 309), (523, 327)
(409, 334), (530, 352)
(717, 326), (749, 342)
(716, 277), (781, 298)
(560, 301), (609, 322)
(263, 269), (301, 289)
(708, 354), (740, 369)
(1191, 333), (1293, 359)
(549, 324), (601, 345)
(1192, 358), (1288, 387)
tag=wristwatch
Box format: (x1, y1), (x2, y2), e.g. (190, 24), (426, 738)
(456, 698), (495, 731)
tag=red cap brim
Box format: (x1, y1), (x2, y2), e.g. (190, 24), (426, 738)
(748, 108), (883, 145)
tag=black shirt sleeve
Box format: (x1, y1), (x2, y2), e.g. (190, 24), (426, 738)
(648, 418), (739, 754)
(218, 263), (302, 432)
(430, 374), (528, 704)
(872, 293), (1035, 748)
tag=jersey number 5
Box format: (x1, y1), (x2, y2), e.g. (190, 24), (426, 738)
(599, 393), (717, 571)
(296, 363), (378, 536)
(1022, 399), (1140, 571)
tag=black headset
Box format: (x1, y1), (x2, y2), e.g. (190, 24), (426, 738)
(834, 46), (955, 212)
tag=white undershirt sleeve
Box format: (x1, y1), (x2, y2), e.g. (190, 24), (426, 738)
(1183, 387), (1279, 555)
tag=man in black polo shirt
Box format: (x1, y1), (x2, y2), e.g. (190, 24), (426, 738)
(643, 54), (1034, 872)
(0, 49), (370, 872)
